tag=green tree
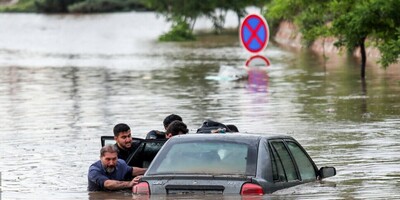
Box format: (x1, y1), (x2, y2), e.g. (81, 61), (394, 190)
(32, 0), (146, 13)
(266, 0), (333, 44)
(209, 0), (269, 33)
(144, 0), (213, 30)
(35, 0), (84, 13)
(159, 17), (196, 41)
(68, 0), (146, 13)
(143, 0), (268, 41)
(0, 0), (37, 12)
(267, 0), (400, 79)
(331, 0), (400, 78)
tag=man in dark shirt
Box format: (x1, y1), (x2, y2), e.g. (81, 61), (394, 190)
(146, 114), (183, 139)
(113, 123), (140, 161)
(88, 144), (146, 191)
(165, 120), (189, 138)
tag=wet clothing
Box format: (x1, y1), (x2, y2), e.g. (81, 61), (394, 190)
(114, 144), (133, 161)
(114, 141), (140, 162)
(196, 119), (233, 133)
(87, 159), (133, 191)
(145, 130), (166, 139)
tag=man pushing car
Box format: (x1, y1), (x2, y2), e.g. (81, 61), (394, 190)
(87, 144), (146, 191)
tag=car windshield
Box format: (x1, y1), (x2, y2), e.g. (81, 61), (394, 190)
(146, 140), (257, 176)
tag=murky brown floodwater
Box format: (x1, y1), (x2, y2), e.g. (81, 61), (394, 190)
(0, 11), (400, 200)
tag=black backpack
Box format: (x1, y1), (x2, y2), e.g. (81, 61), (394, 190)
(196, 119), (232, 133)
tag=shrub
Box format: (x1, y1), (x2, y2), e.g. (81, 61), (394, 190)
(159, 20), (195, 42)
(68, 0), (147, 13)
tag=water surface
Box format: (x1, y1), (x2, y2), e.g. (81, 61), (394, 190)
(0, 12), (400, 199)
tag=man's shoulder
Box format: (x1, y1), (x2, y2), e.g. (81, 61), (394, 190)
(113, 143), (121, 150)
(88, 160), (104, 176)
(117, 159), (127, 165)
(116, 159), (132, 177)
(89, 160), (102, 169)
(117, 159), (131, 169)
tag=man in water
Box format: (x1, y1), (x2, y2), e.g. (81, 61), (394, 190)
(113, 123), (140, 161)
(165, 120), (189, 138)
(88, 145), (146, 191)
(146, 114), (183, 139)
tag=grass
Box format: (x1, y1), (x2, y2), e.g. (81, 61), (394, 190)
(0, 0), (36, 12)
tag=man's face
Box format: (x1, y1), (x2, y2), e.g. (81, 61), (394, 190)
(114, 130), (132, 150)
(100, 152), (118, 173)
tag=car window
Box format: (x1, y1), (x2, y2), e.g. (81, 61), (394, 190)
(126, 139), (167, 168)
(271, 141), (299, 181)
(286, 141), (317, 181)
(147, 141), (257, 176)
(270, 145), (287, 182)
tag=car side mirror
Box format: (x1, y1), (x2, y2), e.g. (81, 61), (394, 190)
(318, 167), (336, 179)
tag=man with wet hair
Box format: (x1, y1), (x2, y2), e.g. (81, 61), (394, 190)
(165, 120), (189, 138)
(113, 123), (140, 161)
(87, 144), (146, 191)
(146, 114), (183, 139)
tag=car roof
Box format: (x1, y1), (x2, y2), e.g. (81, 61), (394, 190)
(170, 132), (295, 143)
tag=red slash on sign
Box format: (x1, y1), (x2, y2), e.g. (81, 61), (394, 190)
(240, 14), (269, 54)
(245, 55), (270, 69)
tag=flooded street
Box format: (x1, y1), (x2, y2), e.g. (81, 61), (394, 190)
(0, 12), (400, 199)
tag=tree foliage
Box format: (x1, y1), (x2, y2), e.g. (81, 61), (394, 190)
(0, 0), (37, 12)
(143, 0), (268, 41)
(159, 18), (196, 42)
(143, 0), (212, 29)
(267, 0), (400, 77)
(68, 0), (146, 13)
(35, 0), (83, 13)
(32, 0), (146, 13)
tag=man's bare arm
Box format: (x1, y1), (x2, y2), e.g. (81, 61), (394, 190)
(133, 167), (147, 176)
(103, 179), (136, 190)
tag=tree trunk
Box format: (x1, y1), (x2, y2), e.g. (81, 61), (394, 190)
(360, 37), (367, 79)
(190, 18), (196, 33)
(361, 78), (367, 114)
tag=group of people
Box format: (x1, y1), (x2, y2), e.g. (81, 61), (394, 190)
(87, 114), (238, 192)
(87, 114), (189, 192)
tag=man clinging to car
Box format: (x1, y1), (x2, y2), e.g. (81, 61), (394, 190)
(146, 114), (183, 139)
(87, 145), (146, 191)
(165, 120), (188, 138)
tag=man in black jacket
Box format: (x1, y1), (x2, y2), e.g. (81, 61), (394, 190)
(113, 123), (140, 161)
(145, 114), (183, 139)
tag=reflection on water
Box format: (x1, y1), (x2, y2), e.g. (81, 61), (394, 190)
(247, 69), (269, 93)
(1, 12), (400, 200)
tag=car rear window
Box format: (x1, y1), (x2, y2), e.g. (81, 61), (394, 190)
(146, 141), (257, 176)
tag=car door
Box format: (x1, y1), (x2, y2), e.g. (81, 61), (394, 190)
(125, 139), (167, 168)
(284, 140), (318, 181)
(268, 139), (319, 191)
(268, 139), (301, 190)
(100, 136), (166, 168)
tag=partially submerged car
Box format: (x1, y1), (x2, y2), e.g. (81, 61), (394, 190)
(132, 133), (336, 195)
